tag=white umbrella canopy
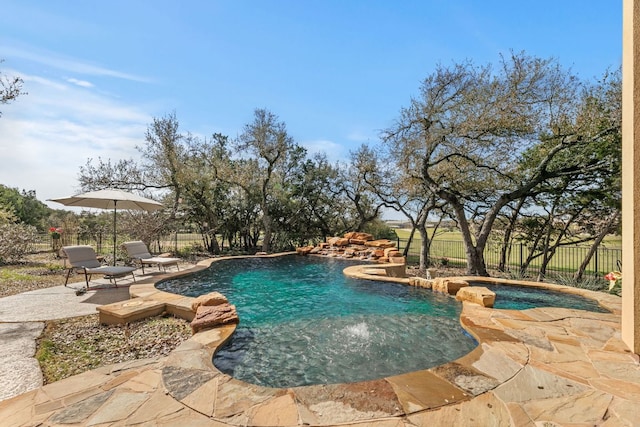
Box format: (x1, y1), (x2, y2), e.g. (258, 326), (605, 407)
(49, 189), (164, 211)
(49, 189), (164, 265)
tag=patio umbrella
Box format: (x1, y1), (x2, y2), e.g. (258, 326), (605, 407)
(49, 189), (164, 265)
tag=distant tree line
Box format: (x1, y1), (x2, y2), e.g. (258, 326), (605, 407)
(0, 53), (621, 280)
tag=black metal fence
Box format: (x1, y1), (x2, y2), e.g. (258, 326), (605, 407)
(397, 238), (621, 279)
(34, 232), (207, 262)
(34, 233), (621, 279)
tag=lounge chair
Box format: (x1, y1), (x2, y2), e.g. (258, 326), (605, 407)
(62, 245), (136, 289)
(123, 241), (180, 274)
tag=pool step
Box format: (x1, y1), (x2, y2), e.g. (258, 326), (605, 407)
(97, 291), (198, 325)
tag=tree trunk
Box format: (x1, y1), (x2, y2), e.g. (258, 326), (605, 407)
(417, 225), (431, 271)
(261, 212), (272, 253)
(209, 233), (220, 255)
(574, 210), (621, 281)
(446, 195), (489, 276)
(465, 246), (487, 276)
(403, 226), (416, 258)
(498, 198), (525, 272)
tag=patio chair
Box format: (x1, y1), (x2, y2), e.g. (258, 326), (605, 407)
(122, 241), (181, 274)
(62, 245), (136, 289)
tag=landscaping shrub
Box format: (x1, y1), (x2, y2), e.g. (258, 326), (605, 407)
(0, 223), (39, 264)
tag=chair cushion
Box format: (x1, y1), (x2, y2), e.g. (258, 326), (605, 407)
(62, 246), (103, 268)
(85, 266), (136, 278)
(140, 256), (180, 265)
(123, 241), (153, 259)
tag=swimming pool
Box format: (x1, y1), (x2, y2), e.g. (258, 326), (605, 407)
(158, 255), (605, 387)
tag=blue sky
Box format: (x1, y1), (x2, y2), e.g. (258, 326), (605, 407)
(0, 1), (622, 217)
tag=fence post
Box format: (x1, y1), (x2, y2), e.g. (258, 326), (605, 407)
(519, 243), (523, 273)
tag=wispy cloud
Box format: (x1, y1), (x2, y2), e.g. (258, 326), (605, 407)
(346, 129), (375, 143)
(0, 70), (152, 207)
(2, 44), (152, 83)
(301, 139), (348, 164)
(67, 77), (94, 88)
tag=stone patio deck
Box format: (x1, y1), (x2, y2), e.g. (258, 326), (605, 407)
(1, 256), (638, 426)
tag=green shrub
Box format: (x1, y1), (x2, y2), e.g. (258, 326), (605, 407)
(363, 220), (398, 240)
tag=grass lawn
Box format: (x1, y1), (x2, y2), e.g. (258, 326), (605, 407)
(394, 227), (621, 278)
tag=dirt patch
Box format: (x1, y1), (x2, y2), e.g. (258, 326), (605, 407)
(0, 252), (85, 298)
(36, 314), (192, 384)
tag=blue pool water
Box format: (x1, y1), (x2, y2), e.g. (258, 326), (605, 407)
(467, 281), (609, 312)
(158, 255), (605, 387)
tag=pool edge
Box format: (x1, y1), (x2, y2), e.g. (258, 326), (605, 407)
(130, 254), (625, 425)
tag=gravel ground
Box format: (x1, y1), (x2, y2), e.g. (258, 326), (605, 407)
(0, 253), (81, 298)
(1, 252), (193, 384)
(36, 314), (192, 384)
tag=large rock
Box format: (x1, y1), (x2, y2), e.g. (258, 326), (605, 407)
(190, 303), (238, 333)
(365, 239), (396, 249)
(344, 232), (374, 241)
(296, 246), (314, 255)
(410, 277), (432, 289)
(191, 292), (229, 312)
(433, 278), (469, 295)
(456, 286), (496, 307)
(383, 247), (399, 257)
(348, 238), (368, 245)
(372, 249), (385, 258)
(327, 237), (350, 247)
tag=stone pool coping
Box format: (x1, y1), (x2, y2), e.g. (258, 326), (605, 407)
(2, 254), (639, 426)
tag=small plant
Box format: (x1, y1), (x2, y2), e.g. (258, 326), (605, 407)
(604, 271), (622, 293)
(45, 263), (65, 273)
(552, 274), (608, 292)
(48, 227), (62, 239)
(440, 257), (449, 266)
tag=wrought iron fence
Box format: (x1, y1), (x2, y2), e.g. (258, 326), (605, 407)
(33, 232), (207, 261)
(397, 238), (621, 279)
(32, 232), (621, 279)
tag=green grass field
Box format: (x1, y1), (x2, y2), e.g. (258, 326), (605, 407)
(394, 228), (621, 278)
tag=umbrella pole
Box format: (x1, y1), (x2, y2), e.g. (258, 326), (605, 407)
(113, 202), (117, 266)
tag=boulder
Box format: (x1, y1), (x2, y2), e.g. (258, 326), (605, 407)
(344, 232), (374, 241)
(389, 256), (406, 264)
(433, 278), (469, 295)
(383, 247), (399, 257)
(349, 238), (368, 245)
(334, 238), (350, 247)
(190, 303), (238, 333)
(456, 286), (496, 307)
(327, 237), (341, 246)
(296, 246), (314, 255)
(365, 239), (396, 249)
(410, 277), (432, 289)
(191, 292), (229, 312)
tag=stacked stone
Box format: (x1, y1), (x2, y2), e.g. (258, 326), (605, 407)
(190, 291), (239, 333)
(296, 231), (403, 262)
